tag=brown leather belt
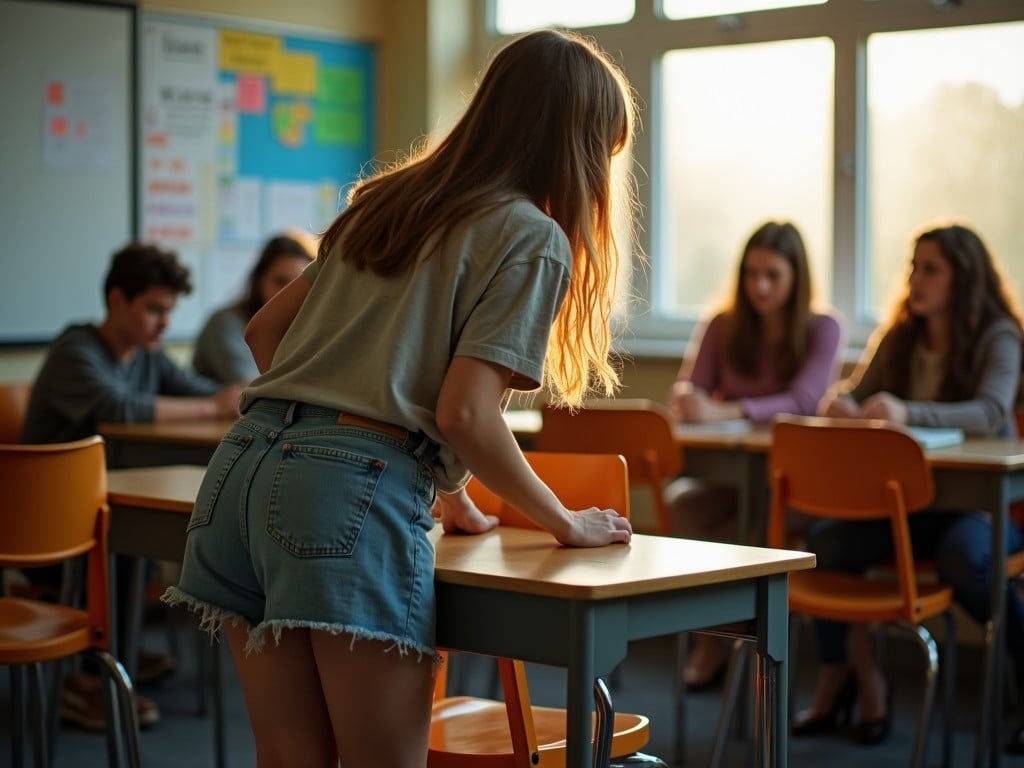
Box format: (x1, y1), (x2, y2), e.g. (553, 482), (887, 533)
(337, 412), (408, 442)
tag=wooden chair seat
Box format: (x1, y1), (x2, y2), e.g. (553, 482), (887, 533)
(0, 599), (94, 663)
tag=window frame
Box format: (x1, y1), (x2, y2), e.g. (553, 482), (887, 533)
(483, 0), (1024, 357)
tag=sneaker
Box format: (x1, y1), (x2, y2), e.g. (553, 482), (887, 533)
(135, 648), (176, 685)
(60, 674), (160, 731)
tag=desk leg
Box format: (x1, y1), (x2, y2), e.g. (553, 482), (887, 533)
(756, 575), (790, 768)
(567, 603), (597, 768)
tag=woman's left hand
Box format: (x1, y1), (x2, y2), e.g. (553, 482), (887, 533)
(859, 392), (909, 424)
(436, 487), (500, 535)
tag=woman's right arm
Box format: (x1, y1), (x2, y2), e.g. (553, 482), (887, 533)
(435, 354), (632, 547)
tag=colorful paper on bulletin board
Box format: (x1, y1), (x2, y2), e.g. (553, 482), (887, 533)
(141, 14), (375, 247)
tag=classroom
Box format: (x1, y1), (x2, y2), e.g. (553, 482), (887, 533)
(1, 1), (1023, 767)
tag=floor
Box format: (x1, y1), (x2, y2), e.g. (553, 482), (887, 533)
(2, 605), (1023, 767)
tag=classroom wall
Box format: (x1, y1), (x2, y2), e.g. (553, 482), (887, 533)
(0, 0), (677, 402)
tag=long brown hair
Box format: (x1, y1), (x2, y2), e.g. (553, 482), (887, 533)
(880, 224), (1024, 400)
(317, 29), (637, 407)
(723, 221), (813, 381)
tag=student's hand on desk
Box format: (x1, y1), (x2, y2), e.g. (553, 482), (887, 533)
(859, 392), (908, 424)
(437, 487), (499, 535)
(558, 507), (632, 548)
(671, 385), (742, 424)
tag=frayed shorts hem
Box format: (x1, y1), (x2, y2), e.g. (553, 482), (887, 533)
(161, 586), (436, 660)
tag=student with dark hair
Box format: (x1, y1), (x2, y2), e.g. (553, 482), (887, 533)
(666, 220), (844, 688)
(801, 223), (1024, 747)
(164, 29), (636, 767)
(22, 241), (244, 731)
(193, 232), (315, 384)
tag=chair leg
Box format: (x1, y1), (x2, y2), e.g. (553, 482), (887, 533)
(708, 639), (749, 768)
(673, 632), (688, 766)
(898, 622), (940, 768)
(29, 662), (49, 768)
(593, 677), (614, 768)
(90, 650), (143, 768)
(940, 612), (956, 768)
(12, 665), (25, 768)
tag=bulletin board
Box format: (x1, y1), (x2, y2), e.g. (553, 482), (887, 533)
(0, 0), (135, 345)
(139, 12), (376, 337)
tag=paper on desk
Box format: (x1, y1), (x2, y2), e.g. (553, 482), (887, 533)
(905, 426), (965, 449)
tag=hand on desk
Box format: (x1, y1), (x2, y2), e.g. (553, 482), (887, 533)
(669, 381), (743, 424)
(822, 392), (908, 425)
(437, 487), (500, 534)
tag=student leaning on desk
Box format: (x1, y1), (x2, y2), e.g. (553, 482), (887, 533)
(19, 242), (244, 732)
(798, 222), (1024, 750)
(665, 220), (845, 691)
(161, 29), (635, 768)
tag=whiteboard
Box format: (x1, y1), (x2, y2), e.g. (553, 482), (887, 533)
(0, 0), (135, 344)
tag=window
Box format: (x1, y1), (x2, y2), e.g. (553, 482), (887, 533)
(866, 21), (1024, 321)
(493, 0), (634, 35)
(487, 2), (1024, 354)
(662, 0), (825, 21)
(659, 38), (834, 319)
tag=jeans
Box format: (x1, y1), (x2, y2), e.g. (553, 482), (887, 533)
(806, 509), (1024, 666)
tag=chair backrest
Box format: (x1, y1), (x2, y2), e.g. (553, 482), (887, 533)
(768, 414), (934, 617)
(0, 380), (31, 443)
(0, 435), (111, 645)
(464, 451), (630, 529)
(533, 399), (680, 534)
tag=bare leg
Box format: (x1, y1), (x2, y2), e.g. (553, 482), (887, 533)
(223, 623), (337, 768)
(311, 631), (437, 768)
(796, 661), (853, 720)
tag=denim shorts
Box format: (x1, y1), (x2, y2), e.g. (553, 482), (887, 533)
(163, 398), (439, 658)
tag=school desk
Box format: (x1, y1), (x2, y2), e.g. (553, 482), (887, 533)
(106, 464), (815, 768)
(98, 409), (541, 468)
(674, 424), (1024, 768)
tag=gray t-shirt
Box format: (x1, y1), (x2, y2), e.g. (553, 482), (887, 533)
(241, 199), (572, 491)
(22, 323), (220, 445)
(193, 304), (257, 383)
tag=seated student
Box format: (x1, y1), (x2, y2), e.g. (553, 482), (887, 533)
(192, 232), (314, 383)
(666, 220), (844, 689)
(800, 222), (1023, 747)
(21, 241), (244, 731)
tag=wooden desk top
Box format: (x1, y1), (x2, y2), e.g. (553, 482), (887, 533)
(99, 420), (235, 446)
(99, 409), (542, 446)
(106, 465), (815, 601)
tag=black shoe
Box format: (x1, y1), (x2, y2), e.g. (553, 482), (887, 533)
(1006, 723), (1024, 755)
(853, 675), (892, 746)
(792, 673), (857, 737)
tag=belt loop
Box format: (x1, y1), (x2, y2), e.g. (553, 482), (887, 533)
(412, 434), (437, 461)
(283, 401), (297, 426)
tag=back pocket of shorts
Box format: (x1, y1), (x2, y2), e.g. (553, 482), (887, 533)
(266, 443), (385, 557)
(188, 431), (254, 532)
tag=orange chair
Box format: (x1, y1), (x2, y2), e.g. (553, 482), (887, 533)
(428, 451), (664, 768)
(763, 416), (955, 768)
(0, 381), (31, 443)
(713, 416), (956, 768)
(533, 399), (681, 536)
(0, 436), (142, 768)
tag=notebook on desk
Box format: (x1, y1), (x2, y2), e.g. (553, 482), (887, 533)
(906, 426), (965, 449)
(675, 418), (753, 434)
